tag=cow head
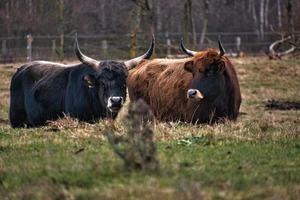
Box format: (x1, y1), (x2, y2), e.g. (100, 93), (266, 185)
(181, 39), (227, 103)
(74, 34), (154, 114)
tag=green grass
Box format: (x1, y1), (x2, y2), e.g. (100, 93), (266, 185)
(0, 57), (300, 199)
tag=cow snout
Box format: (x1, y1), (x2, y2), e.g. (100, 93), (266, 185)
(187, 89), (204, 100)
(107, 96), (124, 112)
(111, 96), (123, 104)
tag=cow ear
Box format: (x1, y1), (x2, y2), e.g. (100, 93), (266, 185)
(184, 60), (195, 74)
(83, 74), (96, 88)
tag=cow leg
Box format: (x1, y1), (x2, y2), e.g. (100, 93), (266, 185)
(25, 93), (62, 127)
(9, 72), (30, 128)
(24, 98), (49, 127)
(9, 109), (28, 128)
(9, 90), (29, 128)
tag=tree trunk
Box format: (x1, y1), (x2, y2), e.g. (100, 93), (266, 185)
(130, 2), (142, 58)
(110, 1), (116, 31)
(251, 0), (259, 39)
(183, 0), (193, 47)
(156, 0), (162, 32)
(130, 0), (152, 58)
(58, 0), (64, 61)
(260, 0), (265, 39)
(5, 2), (10, 36)
(101, 0), (106, 29)
(248, 0), (252, 14)
(277, 0), (282, 28)
(199, 0), (209, 49)
(28, 0), (33, 16)
(192, 14), (197, 47)
(147, 0), (154, 36)
(264, 0), (269, 28)
(287, 0), (294, 37)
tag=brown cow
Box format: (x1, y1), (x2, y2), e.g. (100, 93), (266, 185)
(127, 40), (241, 124)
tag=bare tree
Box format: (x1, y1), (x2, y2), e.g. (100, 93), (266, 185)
(130, 1), (142, 58)
(100, 0), (106, 29)
(183, 0), (193, 47)
(130, 0), (152, 58)
(277, 0), (282, 28)
(28, 0), (33, 16)
(260, 0), (265, 39)
(264, 0), (270, 28)
(287, 0), (294, 37)
(0, 0), (299, 60)
(58, 0), (64, 61)
(4, 1), (10, 35)
(199, 0), (209, 49)
(250, 0), (260, 38)
(155, 0), (162, 32)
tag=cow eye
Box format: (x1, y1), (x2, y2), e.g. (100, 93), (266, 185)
(206, 70), (214, 76)
(205, 66), (214, 75)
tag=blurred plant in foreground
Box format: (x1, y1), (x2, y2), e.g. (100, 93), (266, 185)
(105, 99), (159, 171)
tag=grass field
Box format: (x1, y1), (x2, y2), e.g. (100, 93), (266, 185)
(0, 57), (300, 199)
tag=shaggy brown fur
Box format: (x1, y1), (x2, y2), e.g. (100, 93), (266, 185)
(127, 48), (241, 124)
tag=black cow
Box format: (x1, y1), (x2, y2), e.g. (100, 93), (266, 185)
(9, 35), (154, 127)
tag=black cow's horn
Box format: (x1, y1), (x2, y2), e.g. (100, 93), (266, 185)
(180, 38), (197, 57)
(124, 35), (155, 70)
(74, 34), (100, 69)
(218, 39), (225, 56)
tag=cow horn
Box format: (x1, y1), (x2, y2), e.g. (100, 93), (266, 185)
(180, 38), (197, 57)
(218, 39), (225, 57)
(124, 34), (155, 70)
(74, 33), (100, 69)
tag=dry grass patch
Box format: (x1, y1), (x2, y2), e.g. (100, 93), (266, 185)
(47, 116), (107, 140)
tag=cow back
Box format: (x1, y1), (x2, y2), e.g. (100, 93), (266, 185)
(128, 58), (197, 121)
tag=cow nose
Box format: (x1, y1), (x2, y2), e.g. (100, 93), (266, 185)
(187, 89), (197, 98)
(107, 96), (124, 112)
(187, 89), (204, 100)
(110, 96), (123, 104)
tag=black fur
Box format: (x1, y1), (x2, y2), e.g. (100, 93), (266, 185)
(9, 61), (128, 128)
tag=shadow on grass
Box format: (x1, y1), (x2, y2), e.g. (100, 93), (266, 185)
(265, 99), (300, 110)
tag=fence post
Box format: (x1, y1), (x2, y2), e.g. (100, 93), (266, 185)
(236, 36), (241, 53)
(165, 32), (171, 57)
(167, 39), (171, 57)
(52, 39), (56, 60)
(26, 34), (33, 61)
(102, 40), (108, 56)
(2, 39), (7, 56)
(59, 34), (64, 61)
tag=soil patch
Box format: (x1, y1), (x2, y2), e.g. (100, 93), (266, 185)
(265, 99), (300, 110)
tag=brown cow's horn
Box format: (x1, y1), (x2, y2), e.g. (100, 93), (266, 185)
(124, 34), (155, 70)
(218, 39), (225, 56)
(180, 38), (197, 57)
(74, 33), (100, 69)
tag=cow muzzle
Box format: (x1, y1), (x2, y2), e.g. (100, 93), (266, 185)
(107, 96), (124, 112)
(187, 89), (204, 101)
